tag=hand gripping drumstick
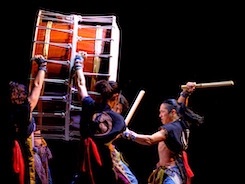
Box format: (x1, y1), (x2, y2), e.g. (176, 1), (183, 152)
(125, 90), (145, 126)
(181, 80), (234, 89)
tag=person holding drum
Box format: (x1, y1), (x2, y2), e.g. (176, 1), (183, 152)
(122, 82), (204, 184)
(70, 83), (138, 184)
(72, 52), (127, 183)
(1, 55), (47, 184)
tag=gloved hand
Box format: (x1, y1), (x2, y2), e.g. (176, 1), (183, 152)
(33, 55), (47, 72)
(121, 127), (136, 141)
(73, 51), (87, 70)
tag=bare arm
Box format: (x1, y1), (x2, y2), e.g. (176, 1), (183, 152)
(123, 129), (167, 146)
(28, 55), (47, 112)
(74, 52), (89, 100)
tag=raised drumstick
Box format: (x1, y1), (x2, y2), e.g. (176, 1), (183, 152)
(125, 90), (145, 126)
(181, 80), (234, 89)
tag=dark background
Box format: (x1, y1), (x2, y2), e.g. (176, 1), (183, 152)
(3, 1), (243, 183)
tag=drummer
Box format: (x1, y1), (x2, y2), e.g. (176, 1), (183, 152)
(2, 55), (47, 183)
(72, 52), (127, 183)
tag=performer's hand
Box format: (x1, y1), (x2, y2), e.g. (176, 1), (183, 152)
(73, 51), (87, 70)
(33, 55), (46, 65)
(78, 51), (88, 59)
(33, 55), (47, 72)
(185, 82), (196, 93)
(122, 128), (136, 141)
(180, 82), (196, 98)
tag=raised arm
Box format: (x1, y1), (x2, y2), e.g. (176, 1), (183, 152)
(177, 82), (196, 104)
(28, 55), (47, 112)
(73, 52), (89, 100)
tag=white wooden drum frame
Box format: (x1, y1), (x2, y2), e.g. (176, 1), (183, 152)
(29, 9), (121, 141)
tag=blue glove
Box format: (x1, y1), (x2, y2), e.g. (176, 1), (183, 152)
(35, 57), (46, 66)
(33, 55), (47, 72)
(122, 128), (136, 141)
(73, 51), (87, 70)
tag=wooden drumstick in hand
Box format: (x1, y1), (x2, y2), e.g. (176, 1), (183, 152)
(181, 80), (234, 89)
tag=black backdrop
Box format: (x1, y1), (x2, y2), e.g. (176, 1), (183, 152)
(3, 1), (243, 183)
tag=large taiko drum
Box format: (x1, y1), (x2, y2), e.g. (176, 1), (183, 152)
(29, 9), (121, 141)
(31, 24), (106, 78)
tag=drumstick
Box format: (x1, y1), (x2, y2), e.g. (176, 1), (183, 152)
(181, 80), (234, 89)
(125, 90), (145, 126)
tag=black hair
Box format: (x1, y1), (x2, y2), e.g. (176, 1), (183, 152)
(163, 99), (180, 112)
(162, 99), (204, 126)
(9, 81), (28, 105)
(118, 93), (129, 116)
(95, 80), (120, 102)
(7, 81), (31, 139)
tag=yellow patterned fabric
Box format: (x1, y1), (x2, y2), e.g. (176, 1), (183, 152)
(26, 134), (35, 184)
(148, 167), (165, 184)
(109, 144), (131, 184)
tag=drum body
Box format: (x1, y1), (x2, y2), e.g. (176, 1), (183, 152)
(29, 9), (121, 141)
